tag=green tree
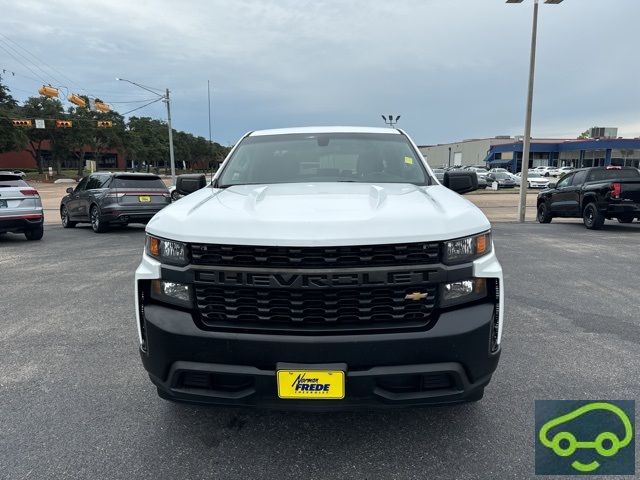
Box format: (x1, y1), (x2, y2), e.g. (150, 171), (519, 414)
(20, 96), (64, 173)
(55, 104), (95, 176)
(88, 108), (125, 170)
(127, 116), (168, 172)
(578, 129), (591, 139)
(0, 76), (28, 154)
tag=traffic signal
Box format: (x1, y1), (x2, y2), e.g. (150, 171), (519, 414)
(94, 101), (111, 113)
(55, 120), (73, 128)
(67, 93), (87, 107)
(12, 119), (33, 127)
(97, 120), (113, 128)
(38, 85), (59, 98)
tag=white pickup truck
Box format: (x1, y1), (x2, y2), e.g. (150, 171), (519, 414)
(134, 126), (504, 409)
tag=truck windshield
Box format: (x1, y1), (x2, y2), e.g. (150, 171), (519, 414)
(217, 133), (431, 187)
(588, 169), (640, 182)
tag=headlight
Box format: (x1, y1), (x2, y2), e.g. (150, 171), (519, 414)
(440, 278), (487, 308)
(150, 279), (193, 308)
(443, 231), (492, 265)
(146, 235), (189, 266)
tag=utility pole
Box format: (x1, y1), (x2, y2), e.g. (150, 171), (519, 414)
(116, 77), (177, 185)
(165, 88), (176, 184)
(208, 80), (213, 170)
(508, 0), (565, 221)
(516, 0), (539, 222)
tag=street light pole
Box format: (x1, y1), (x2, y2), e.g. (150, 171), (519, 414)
(115, 77), (177, 185)
(164, 88), (176, 184)
(518, 0), (539, 223)
(508, 0), (563, 222)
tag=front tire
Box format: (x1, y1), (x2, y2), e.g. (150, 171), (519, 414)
(171, 190), (180, 202)
(61, 205), (76, 228)
(90, 205), (108, 233)
(537, 202), (552, 223)
(25, 226), (44, 241)
(583, 202), (605, 230)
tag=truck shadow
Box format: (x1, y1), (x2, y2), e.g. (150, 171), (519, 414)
(150, 399), (508, 477)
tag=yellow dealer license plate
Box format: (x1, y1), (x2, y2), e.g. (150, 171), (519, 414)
(138, 195), (151, 203)
(277, 370), (345, 400)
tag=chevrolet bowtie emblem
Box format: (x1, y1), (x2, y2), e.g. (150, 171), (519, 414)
(404, 292), (428, 301)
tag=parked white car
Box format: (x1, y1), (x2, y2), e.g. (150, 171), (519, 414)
(514, 172), (551, 189)
(553, 166), (574, 177)
(532, 166), (554, 177)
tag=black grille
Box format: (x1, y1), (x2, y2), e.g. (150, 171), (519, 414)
(195, 284), (437, 333)
(191, 242), (440, 268)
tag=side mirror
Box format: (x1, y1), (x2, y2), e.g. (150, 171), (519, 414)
(66, 187), (74, 194)
(548, 182), (556, 189)
(176, 174), (206, 196)
(443, 170), (478, 194)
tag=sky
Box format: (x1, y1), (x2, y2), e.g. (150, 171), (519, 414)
(1, 0), (639, 147)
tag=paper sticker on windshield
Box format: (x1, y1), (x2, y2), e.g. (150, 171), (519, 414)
(404, 156), (414, 165)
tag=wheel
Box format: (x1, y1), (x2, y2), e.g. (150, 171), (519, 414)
(60, 205), (76, 228)
(583, 202), (605, 230)
(171, 190), (180, 201)
(90, 205), (108, 233)
(537, 202), (552, 223)
(24, 226), (44, 241)
(617, 216), (634, 224)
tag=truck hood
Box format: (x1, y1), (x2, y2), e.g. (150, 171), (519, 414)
(146, 183), (490, 246)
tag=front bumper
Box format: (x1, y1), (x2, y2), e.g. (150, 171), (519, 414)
(134, 249), (504, 409)
(141, 301), (500, 409)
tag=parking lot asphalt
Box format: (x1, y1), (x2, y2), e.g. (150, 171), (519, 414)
(1, 222), (639, 479)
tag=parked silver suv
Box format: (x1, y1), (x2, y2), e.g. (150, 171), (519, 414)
(60, 172), (170, 233)
(0, 172), (44, 240)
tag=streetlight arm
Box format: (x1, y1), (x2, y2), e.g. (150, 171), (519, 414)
(116, 78), (164, 97)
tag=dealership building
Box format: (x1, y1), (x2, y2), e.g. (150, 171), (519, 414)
(419, 129), (640, 172)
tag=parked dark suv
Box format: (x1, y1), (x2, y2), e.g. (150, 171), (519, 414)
(60, 172), (170, 233)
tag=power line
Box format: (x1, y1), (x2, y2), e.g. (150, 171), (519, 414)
(1, 67), (42, 84)
(0, 42), (49, 84)
(0, 34), (82, 92)
(108, 98), (159, 104)
(0, 37), (64, 86)
(121, 97), (164, 115)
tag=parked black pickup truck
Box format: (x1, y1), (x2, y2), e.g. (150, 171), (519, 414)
(537, 166), (640, 229)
